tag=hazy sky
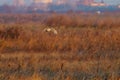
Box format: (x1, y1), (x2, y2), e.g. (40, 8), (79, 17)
(0, 0), (120, 5)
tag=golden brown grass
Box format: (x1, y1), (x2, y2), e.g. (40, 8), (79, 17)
(0, 13), (120, 80)
(0, 52), (120, 80)
(0, 26), (119, 54)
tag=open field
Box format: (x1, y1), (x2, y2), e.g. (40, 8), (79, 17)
(0, 52), (120, 80)
(0, 13), (120, 80)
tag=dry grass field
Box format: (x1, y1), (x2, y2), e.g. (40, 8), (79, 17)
(0, 13), (120, 80)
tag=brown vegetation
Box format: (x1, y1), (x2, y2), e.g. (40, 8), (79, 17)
(0, 24), (119, 53)
(0, 13), (120, 80)
(0, 52), (120, 80)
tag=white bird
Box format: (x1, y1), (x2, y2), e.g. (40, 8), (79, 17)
(43, 27), (58, 35)
(96, 11), (101, 14)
